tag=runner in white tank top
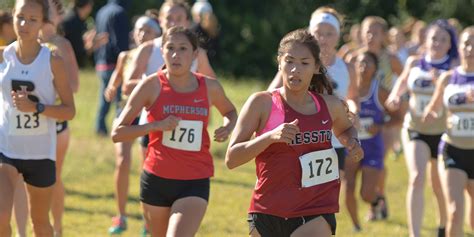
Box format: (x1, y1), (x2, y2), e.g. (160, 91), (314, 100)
(145, 37), (165, 76)
(0, 43), (57, 159)
(386, 20), (459, 237)
(0, 2), (74, 236)
(422, 27), (474, 237)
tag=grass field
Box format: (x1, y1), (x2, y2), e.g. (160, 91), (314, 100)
(13, 69), (474, 236)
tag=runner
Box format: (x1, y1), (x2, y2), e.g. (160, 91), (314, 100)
(387, 19), (459, 237)
(345, 51), (402, 231)
(267, 7), (359, 178)
(226, 28), (363, 237)
(423, 26), (474, 237)
(0, 1), (75, 236)
(111, 26), (237, 237)
(103, 14), (160, 235)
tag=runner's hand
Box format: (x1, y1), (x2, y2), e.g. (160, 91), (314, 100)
(385, 95), (400, 112)
(214, 126), (231, 142)
(346, 138), (364, 162)
(104, 86), (117, 102)
(11, 90), (36, 113)
(269, 119), (300, 144)
(153, 115), (181, 131)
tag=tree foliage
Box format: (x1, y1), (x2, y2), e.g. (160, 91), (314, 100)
(2, 0), (472, 78)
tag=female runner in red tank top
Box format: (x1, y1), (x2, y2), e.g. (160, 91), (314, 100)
(226, 29), (363, 237)
(111, 26), (237, 237)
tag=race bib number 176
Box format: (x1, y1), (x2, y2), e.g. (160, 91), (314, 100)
(162, 120), (203, 151)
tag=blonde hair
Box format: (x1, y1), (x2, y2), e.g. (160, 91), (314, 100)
(362, 16), (388, 33)
(460, 26), (474, 38)
(159, 0), (191, 21)
(312, 6), (344, 26)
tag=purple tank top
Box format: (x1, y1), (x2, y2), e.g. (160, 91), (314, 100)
(419, 55), (452, 71)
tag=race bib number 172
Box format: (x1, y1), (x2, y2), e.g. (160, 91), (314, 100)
(299, 148), (339, 188)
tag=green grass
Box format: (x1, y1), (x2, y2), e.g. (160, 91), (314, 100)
(13, 69), (474, 236)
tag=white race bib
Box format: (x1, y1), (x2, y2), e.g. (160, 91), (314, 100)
(162, 120), (203, 151)
(449, 112), (474, 137)
(8, 109), (48, 136)
(299, 148), (339, 188)
(358, 117), (374, 140)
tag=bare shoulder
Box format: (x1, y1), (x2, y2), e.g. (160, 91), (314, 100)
(138, 41), (154, 54)
(205, 76), (221, 90)
(50, 52), (65, 68)
(320, 93), (343, 105)
(118, 50), (129, 61)
(142, 73), (160, 87)
(53, 36), (72, 52)
(248, 91), (273, 106)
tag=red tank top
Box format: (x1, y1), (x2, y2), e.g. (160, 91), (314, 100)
(143, 71), (213, 180)
(249, 89), (340, 218)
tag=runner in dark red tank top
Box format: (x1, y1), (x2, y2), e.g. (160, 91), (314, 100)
(111, 26), (237, 237)
(226, 29), (363, 237)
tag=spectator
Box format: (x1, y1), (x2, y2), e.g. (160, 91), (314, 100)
(60, 0), (108, 68)
(94, 0), (130, 136)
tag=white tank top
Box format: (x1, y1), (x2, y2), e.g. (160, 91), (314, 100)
(327, 56), (350, 148)
(0, 42), (57, 160)
(404, 64), (447, 134)
(145, 37), (165, 76)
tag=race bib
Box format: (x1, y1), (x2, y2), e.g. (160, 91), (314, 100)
(449, 112), (474, 137)
(358, 117), (374, 140)
(299, 148), (339, 188)
(162, 120), (203, 151)
(8, 109), (48, 136)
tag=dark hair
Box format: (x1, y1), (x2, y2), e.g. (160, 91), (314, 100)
(162, 26), (198, 51)
(160, 0), (192, 21)
(278, 28), (333, 94)
(145, 8), (160, 20)
(14, 0), (49, 23)
(361, 51), (379, 71)
(50, 0), (64, 16)
(0, 11), (13, 28)
(429, 19), (459, 60)
(74, 0), (92, 8)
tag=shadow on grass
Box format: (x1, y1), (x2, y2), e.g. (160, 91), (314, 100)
(211, 178), (254, 189)
(66, 188), (140, 203)
(64, 206), (143, 220)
